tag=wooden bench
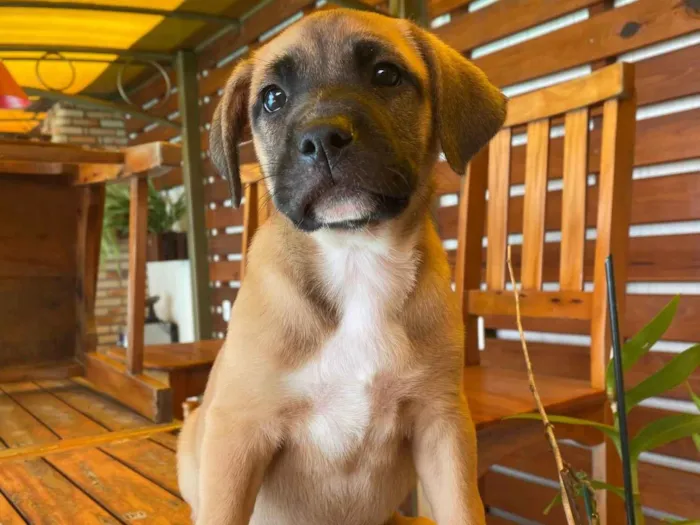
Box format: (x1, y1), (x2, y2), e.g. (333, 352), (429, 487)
(0, 139), (181, 423)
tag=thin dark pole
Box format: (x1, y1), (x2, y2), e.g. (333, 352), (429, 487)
(605, 255), (636, 525)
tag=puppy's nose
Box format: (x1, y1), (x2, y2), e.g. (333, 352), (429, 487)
(298, 123), (353, 162)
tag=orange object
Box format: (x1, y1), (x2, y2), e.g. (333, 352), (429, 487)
(0, 61), (30, 109)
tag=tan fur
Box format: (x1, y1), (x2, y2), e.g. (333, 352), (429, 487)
(178, 8), (506, 525)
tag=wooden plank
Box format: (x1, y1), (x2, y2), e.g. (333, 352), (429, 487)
(635, 43), (700, 107)
(83, 353), (173, 423)
(0, 389), (121, 524)
(0, 139), (123, 165)
(0, 459), (122, 525)
(485, 438), (700, 520)
(447, 233), (700, 283)
(484, 293), (700, 344)
(0, 491), (25, 525)
(482, 339), (700, 400)
(37, 380), (180, 452)
(74, 142), (181, 186)
(471, 0), (700, 88)
(486, 129), (512, 291)
(0, 278), (76, 368)
(206, 205), (244, 229)
(439, 108), (700, 188)
(208, 233), (243, 255)
(76, 184), (104, 358)
(127, 176), (148, 375)
(437, 172), (700, 238)
(455, 149), (489, 366)
(504, 63), (632, 128)
(0, 179), (79, 279)
(483, 470), (563, 525)
(0, 360), (82, 383)
(210, 260), (242, 282)
(468, 290), (592, 320)
(49, 447), (191, 523)
(211, 286), (239, 306)
(560, 108), (589, 291)
(521, 119), (550, 290)
(0, 383), (180, 498)
(434, 0), (598, 55)
(590, 97), (636, 389)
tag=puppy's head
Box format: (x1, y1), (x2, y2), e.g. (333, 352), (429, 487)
(210, 9), (506, 232)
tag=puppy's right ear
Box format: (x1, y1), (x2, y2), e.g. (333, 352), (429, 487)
(209, 59), (254, 208)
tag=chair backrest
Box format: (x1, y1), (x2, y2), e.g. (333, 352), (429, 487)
(455, 62), (636, 389)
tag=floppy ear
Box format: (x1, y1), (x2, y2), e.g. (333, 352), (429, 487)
(410, 25), (507, 175)
(209, 59), (254, 207)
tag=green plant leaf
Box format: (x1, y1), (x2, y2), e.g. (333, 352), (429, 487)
(543, 492), (562, 515)
(630, 413), (700, 459)
(625, 344), (700, 411)
(688, 383), (700, 453)
(505, 413), (620, 450)
(606, 296), (679, 399)
(587, 480), (625, 499)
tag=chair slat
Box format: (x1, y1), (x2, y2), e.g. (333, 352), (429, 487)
(468, 290), (592, 320)
(521, 119), (550, 290)
(560, 108), (590, 291)
(455, 149), (489, 366)
(590, 96), (636, 389)
(503, 62), (634, 128)
(486, 129), (512, 291)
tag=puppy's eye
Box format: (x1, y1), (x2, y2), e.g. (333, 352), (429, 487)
(262, 85), (287, 113)
(372, 63), (401, 87)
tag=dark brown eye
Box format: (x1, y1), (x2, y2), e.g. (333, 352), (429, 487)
(263, 85), (286, 113)
(372, 63), (401, 87)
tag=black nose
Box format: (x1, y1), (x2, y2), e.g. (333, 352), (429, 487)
(298, 123), (353, 162)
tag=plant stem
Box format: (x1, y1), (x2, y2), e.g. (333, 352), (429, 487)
(630, 462), (645, 525)
(507, 246), (583, 525)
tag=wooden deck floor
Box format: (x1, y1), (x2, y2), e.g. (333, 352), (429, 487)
(0, 379), (191, 524)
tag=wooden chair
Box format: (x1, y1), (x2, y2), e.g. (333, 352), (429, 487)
(106, 165), (270, 420)
(0, 139), (180, 422)
(452, 62), (635, 522)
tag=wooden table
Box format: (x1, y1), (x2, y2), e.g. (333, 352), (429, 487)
(0, 139), (181, 422)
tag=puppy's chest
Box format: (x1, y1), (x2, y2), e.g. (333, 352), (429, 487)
(287, 244), (415, 461)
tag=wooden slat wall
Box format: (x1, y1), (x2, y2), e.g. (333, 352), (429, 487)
(126, 0), (700, 522)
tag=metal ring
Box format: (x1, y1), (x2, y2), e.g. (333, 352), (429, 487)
(117, 58), (172, 110)
(35, 51), (77, 92)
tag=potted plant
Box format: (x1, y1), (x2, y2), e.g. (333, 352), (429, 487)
(102, 180), (187, 262)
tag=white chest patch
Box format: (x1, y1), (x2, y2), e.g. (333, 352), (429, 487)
(286, 229), (418, 461)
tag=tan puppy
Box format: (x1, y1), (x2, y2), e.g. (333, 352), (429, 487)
(177, 8), (506, 525)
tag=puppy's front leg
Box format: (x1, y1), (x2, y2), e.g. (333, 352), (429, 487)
(413, 394), (486, 525)
(196, 409), (279, 525)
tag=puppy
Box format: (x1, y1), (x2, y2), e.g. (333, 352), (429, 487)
(177, 8), (506, 525)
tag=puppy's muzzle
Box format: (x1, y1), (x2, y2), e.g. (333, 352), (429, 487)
(298, 121), (354, 167)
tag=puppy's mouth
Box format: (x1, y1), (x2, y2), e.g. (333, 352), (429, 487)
(303, 185), (409, 231)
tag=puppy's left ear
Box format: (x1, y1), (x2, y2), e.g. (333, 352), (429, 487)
(209, 59), (254, 207)
(409, 24), (507, 175)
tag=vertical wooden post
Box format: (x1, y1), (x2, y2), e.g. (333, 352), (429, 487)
(177, 49), (213, 340)
(76, 184), (105, 359)
(127, 176), (148, 376)
(589, 89), (636, 525)
(455, 148), (489, 366)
